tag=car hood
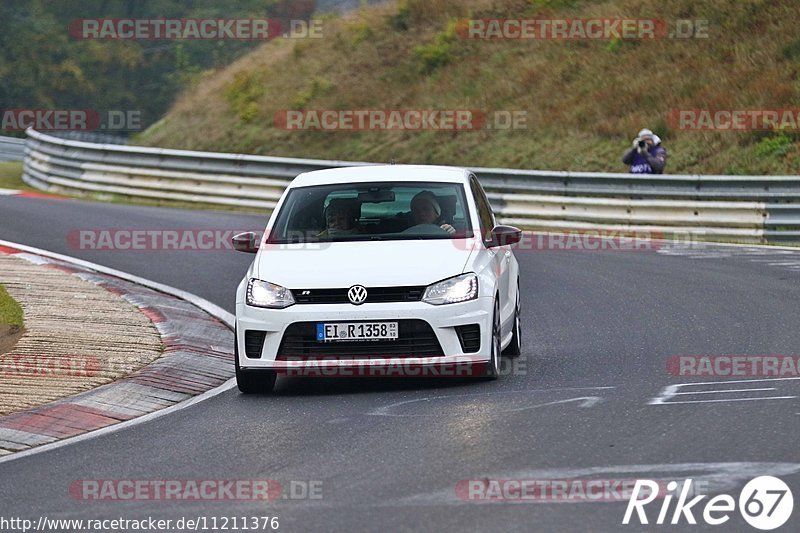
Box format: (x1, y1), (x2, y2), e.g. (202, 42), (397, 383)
(254, 239), (477, 288)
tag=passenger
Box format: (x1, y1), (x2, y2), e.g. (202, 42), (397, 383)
(317, 199), (360, 236)
(410, 191), (455, 234)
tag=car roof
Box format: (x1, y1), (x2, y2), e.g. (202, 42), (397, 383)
(289, 165), (471, 188)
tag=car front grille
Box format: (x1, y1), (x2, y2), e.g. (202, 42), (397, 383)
(455, 324), (481, 353)
(290, 286), (425, 304)
(277, 320), (443, 359)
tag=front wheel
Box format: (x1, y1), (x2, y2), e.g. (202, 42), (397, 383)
(502, 283), (521, 357)
(479, 299), (502, 380)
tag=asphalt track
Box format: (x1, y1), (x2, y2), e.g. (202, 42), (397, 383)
(1, 194), (799, 532)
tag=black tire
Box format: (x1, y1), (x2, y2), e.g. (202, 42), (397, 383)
(502, 282), (521, 357)
(235, 329), (277, 394)
(480, 299), (502, 380)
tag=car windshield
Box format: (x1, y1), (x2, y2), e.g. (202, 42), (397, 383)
(267, 181), (473, 243)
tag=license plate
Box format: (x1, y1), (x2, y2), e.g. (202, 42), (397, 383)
(317, 322), (398, 342)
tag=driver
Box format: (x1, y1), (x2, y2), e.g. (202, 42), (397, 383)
(410, 191), (455, 234)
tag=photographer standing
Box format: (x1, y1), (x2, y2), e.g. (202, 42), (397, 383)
(622, 128), (667, 174)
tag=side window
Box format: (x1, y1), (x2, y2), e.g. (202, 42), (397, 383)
(470, 175), (495, 241)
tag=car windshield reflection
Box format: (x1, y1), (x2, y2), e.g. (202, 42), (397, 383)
(266, 181), (474, 243)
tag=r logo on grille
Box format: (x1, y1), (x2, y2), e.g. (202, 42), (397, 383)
(347, 285), (368, 305)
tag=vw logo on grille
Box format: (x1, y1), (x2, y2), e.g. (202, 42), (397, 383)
(347, 285), (368, 305)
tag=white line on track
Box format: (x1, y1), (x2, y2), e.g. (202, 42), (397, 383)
(649, 377), (800, 405)
(654, 396), (796, 405)
(672, 387), (776, 395)
(368, 387), (613, 417)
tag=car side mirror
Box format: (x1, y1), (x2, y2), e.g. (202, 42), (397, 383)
(488, 225), (522, 248)
(232, 232), (260, 253)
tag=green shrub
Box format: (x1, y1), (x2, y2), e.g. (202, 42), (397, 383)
(224, 71), (266, 122)
(291, 77), (334, 109)
(388, 3), (411, 31)
(413, 20), (460, 73)
(0, 284), (23, 329)
(530, 0), (579, 10)
(351, 21), (375, 44)
(754, 134), (792, 158)
(293, 40), (313, 59)
(652, 118), (672, 141)
(781, 38), (800, 60)
(605, 37), (622, 53)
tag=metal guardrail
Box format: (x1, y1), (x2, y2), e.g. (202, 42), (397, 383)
(0, 135), (25, 162)
(47, 131), (129, 145)
(22, 128), (800, 244)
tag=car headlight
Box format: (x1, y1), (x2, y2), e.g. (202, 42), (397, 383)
(246, 279), (295, 308)
(422, 273), (478, 305)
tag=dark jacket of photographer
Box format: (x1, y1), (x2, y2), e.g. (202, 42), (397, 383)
(622, 143), (668, 174)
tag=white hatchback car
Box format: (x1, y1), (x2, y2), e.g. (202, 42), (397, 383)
(233, 165), (521, 393)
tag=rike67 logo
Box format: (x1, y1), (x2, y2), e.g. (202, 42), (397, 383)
(623, 476), (793, 530)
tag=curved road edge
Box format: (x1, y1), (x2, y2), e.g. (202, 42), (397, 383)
(0, 240), (236, 465)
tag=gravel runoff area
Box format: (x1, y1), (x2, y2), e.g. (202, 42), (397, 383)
(0, 252), (163, 416)
(0, 245), (234, 456)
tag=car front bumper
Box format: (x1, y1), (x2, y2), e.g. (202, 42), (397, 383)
(235, 297), (493, 371)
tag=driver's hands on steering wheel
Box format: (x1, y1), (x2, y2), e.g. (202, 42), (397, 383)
(440, 223), (456, 234)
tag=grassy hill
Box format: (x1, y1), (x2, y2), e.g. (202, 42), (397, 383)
(136, 0), (800, 175)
